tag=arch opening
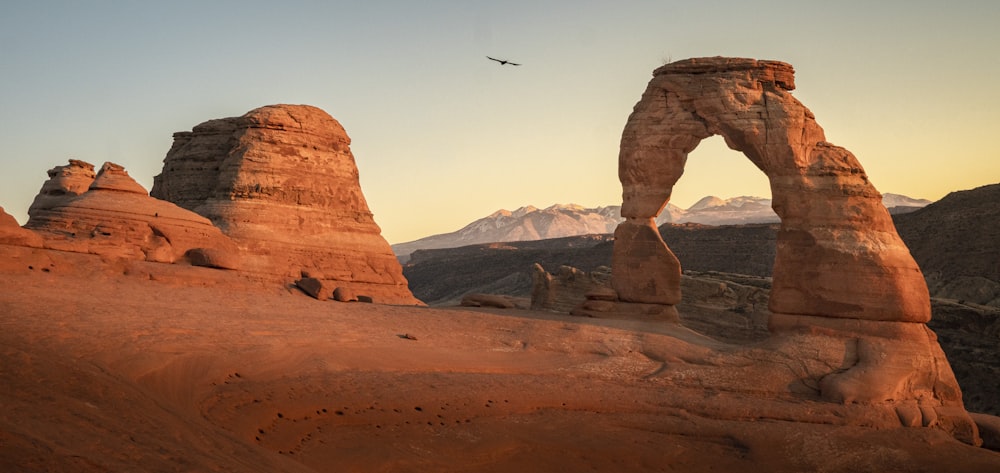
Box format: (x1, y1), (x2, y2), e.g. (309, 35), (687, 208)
(664, 134), (772, 218)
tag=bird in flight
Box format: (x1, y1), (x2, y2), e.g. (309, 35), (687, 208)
(487, 56), (521, 66)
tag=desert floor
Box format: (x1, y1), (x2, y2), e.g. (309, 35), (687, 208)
(2, 248), (999, 472)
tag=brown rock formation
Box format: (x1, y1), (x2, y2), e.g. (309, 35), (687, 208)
(616, 57), (927, 323)
(151, 105), (418, 305)
(460, 293), (529, 309)
(25, 161), (239, 264)
(27, 159), (96, 218)
(610, 57), (976, 444)
(0, 207), (43, 248)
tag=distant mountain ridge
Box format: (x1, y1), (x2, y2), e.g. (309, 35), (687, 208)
(392, 194), (930, 260)
(391, 204), (628, 261)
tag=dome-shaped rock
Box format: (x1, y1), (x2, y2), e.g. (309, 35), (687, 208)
(151, 104), (419, 305)
(608, 56), (977, 445)
(88, 162), (150, 194)
(26, 161), (239, 265)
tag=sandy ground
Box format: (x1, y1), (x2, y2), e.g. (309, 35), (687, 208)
(1, 246), (999, 472)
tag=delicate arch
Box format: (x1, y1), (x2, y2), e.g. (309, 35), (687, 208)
(613, 57), (929, 323)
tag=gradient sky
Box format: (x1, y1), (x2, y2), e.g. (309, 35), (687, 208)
(1, 1), (997, 244)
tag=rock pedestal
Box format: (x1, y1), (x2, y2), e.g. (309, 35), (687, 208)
(151, 105), (419, 305)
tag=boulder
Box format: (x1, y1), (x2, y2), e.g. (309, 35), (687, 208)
(25, 161), (240, 265)
(151, 104), (420, 305)
(295, 277), (331, 301)
(333, 286), (358, 302)
(185, 247), (240, 270)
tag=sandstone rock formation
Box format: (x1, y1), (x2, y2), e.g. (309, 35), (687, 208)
(460, 293), (529, 309)
(151, 105), (418, 305)
(0, 207), (43, 248)
(615, 57), (927, 323)
(27, 159), (97, 218)
(25, 161), (239, 265)
(531, 264), (612, 313)
(608, 57), (977, 444)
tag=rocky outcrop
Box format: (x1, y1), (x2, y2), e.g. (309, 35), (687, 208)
(607, 57), (977, 445)
(151, 105), (419, 305)
(460, 293), (529, 309)
(0, 207), (43, 248)
(25, 161), (239, 265)
(531, 264), (612, 313)
(27, 159), (96, 218)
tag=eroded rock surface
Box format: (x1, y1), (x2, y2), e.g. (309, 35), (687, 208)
(152, 105), (418, 305)
(616, 57), (927, 323)
(610, 57), (977, 445)
(25, 161), (239, 265)
(0, 207), (43, 248)
(27, 159), (96, 218)
(531, 263), (612, 313)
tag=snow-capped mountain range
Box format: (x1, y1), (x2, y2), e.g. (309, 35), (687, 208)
(391, 194), (931, 261)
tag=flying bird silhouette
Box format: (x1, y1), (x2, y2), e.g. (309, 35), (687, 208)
(487, 56), (521, 66)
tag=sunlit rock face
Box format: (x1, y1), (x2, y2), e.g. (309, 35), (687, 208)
(609, 57), (978, 445)
(151, 104), (419, 305)
(27, 159), (96, 218)
(25, 161), (239, 264)
(0, 207), (42, 248)
(616, 57), (927, 323)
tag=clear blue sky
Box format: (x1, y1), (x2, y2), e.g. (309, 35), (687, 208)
(1, 1), (997, 243)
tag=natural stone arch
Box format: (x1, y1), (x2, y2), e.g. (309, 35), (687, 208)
(613, 57), (929, 324)
(603, 59), (981, 445)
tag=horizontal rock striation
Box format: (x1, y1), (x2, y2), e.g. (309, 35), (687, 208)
(27, 159), (96, 218)
(0, 207), (43, 248)
(151, 104), (419, 305)
(25, 161), (239, 265)
(531, 264), (612, 313)
(617, 57), (928, 323)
